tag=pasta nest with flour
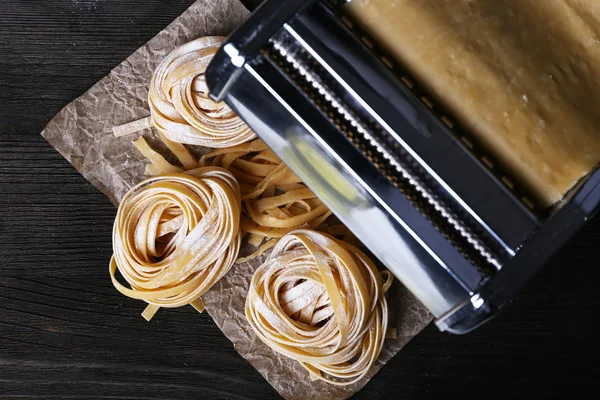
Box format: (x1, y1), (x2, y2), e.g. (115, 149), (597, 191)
(245, 229), (393, 385)
(109, 167), (241, 320)
(113, 36), (256, 147)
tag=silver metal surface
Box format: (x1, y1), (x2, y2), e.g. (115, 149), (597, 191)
(270, 34), (503, 270)
(216, 51), (470, 316)
(206, 0), (600, 333)
(283, 23), (515, 258)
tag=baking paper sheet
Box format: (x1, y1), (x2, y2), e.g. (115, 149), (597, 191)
(41, 1), (433, 398)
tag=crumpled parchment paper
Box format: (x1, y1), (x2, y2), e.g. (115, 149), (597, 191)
(41, 1), (434, 398)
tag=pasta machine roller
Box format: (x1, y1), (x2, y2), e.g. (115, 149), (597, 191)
(206, 0), (600, 334)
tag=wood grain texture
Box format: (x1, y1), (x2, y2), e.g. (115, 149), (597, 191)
(0, 0), (599, 399)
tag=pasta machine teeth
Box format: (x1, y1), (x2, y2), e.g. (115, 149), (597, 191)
(266, 32), (502, 275)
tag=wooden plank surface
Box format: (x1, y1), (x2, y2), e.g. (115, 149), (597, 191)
(1, 1), (599, 398)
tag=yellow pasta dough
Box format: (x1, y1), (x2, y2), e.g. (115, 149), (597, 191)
(347, 0), (600, 206)
(245, 229), (393, 385)
(110, 168), (242, 320)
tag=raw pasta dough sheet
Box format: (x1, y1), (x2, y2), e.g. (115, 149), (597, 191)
(347, 0), (600, 207)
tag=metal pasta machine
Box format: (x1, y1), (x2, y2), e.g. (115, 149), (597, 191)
(206, 0), (600, 333)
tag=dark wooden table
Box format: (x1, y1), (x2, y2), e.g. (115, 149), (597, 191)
(1, 1), (599, 399)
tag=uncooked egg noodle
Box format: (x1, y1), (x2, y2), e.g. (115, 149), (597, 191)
(245, 229), (393, 386)
(132, 134), (349, 262)
(113, 36), (256, 148)
(109, 168), (242, 321)
(198, 139), (337, 262)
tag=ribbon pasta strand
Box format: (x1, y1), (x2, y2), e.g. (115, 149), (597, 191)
(132, 135), (335, 261)
(110, 167), (242, 320)
(245, 229), (393, 385)
(200, 139), (333, 261)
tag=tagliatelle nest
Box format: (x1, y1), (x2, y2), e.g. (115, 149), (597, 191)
(245, 229), (393, 385)
(109, 168), (242, 321)
(113, 36), (256, 148)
